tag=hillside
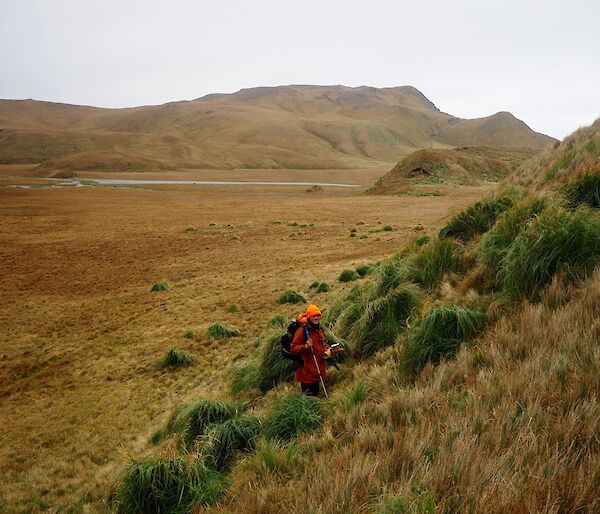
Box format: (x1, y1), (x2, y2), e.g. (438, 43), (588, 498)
(0, 85), (556, 172)
(105, 119), (599, 513)
(368, 145), (539, 193)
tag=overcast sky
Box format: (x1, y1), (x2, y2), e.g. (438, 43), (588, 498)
(1, 0), (598, 139)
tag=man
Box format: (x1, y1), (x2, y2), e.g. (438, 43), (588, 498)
(290, 304), (331, 396)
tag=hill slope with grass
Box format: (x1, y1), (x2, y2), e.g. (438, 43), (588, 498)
(0, 85), (556, 172)
(368, 145), (539, 193)
(110, 118), (600, 513)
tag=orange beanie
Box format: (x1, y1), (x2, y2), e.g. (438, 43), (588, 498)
(305, 304), (322, 318)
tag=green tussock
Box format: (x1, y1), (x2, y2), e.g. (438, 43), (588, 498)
(310, 281), (330, 293)
(264, 394), (323, 442)
(382, 224), (394, 231)
(277, 290), (306, 304)
(415, 235), (430, 246)
(439, 195), (514, 242)
(479, 196), (548, 282)
(500, 207), (600, 298)
(562, 170), (600, 208)
(322, 299), (352, 328)
(355, 264), (372, 276)
(246, 438), (301, 481)
(333, 301), (366, 340)
(256, 330), (296, 392)
(207, 323), (240, 340)
(113, 456), (229, 514)
(161, 348), (196, 369)
(403, 306), (487, 374)
(160, 399), (247, 448)
(546, 149), (576, 181)
(267, 314), (288, 328)
(379, 485), (436, 514)
(368, 258), (406, 300)
(150, 281), (169, 292)
(339, 383), (367, 411)
(351, 285), (422, 358)
(182, 329), (196, 340)
(346, 284), (366, 303)
(227, 303), (240, 313)
(201, 415), (262, 471)
(338, 269), (360, 282)
(406, 239), (463, 290)
(229, 362), (261, 397)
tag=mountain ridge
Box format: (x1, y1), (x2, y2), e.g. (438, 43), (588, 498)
(0, 85), (557, 172)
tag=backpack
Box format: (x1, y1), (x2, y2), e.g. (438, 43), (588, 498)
(280, 320), (305, 369)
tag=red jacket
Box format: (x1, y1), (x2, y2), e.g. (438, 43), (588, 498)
(290, 318), (330, 384)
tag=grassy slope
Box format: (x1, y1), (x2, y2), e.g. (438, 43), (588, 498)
(189, 119), (599, 513)
(0, 86), (556, 172)
(368, 146), (540, 193)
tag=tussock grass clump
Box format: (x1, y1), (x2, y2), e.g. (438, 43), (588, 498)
(368, 258), (406, 300)
(439, 195), (514, 242)
(382, 224), (394, 231)
(264, 394), (323, 442)
(315, 282), (330, 293)
(415, 234), (430, 246)
(161, 399), (246, 447)
(207, 323), (240, 340)
(150, 281), (169, 292)
(267, 314), (287, 328)
(500, 207), (600, 298)
(406, 239), (463, 289)
(229, 362), (261, 397)
(403, 306), (487, 374)
(277, 290), (306, 304)
(378, 487), (436, 514)
(310, 281), (330, 293)
(256, 331), (296, 392)
(182, 329), (196, 339)
(351, 286), (422, 358)
(562, 170), (600, 208)
(333, 302), (366, 339)
(338, 383), (367, 411)
(479, 196), (548, 279)
(227, 303), (240, 313)
(246, 438), (302, 482)
(356, 264), (372, 276)
(322, 299), (352, 328)
(202, 415), (262, 471)
(161, 348), (196, 369)
(338, 269), (360, 282)
(113, 456), (229, 514)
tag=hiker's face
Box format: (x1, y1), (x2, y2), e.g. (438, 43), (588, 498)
(309, 315), (321, 325)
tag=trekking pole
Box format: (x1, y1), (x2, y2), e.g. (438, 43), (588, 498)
(305, 327), (328, 398)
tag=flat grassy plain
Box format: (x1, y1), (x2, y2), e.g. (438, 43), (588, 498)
(0, 167), (494, 512)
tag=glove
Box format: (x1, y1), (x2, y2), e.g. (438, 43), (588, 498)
(323, 348), (332, 359)
(305, 340), (313, 348)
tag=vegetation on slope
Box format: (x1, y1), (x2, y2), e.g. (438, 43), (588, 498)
(368, 146), (541, 193)
(113, 118), (599, 513)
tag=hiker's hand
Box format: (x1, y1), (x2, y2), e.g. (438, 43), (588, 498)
(323, 348), (332, 359)
(305, 340), (313, 348)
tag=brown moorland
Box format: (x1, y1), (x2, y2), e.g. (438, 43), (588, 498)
(0, 169), (494, 512)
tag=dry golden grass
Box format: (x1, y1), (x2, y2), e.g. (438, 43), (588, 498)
(369, 146), (540, 193)
(0, 170), (493, 512)
(215, 270), (600, 513)
(0, 86), (555, 172)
